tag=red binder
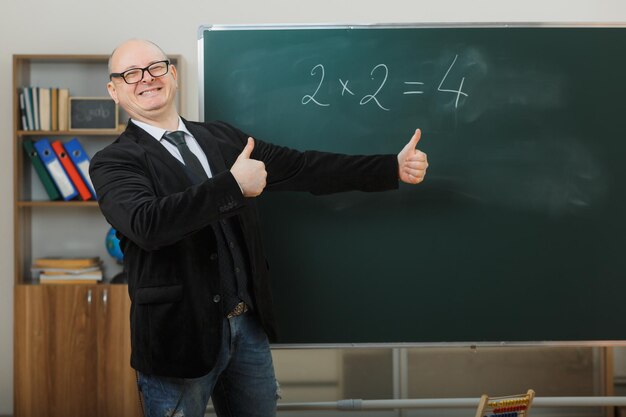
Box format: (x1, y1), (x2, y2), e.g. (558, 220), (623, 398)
(51, 140), (92, 201)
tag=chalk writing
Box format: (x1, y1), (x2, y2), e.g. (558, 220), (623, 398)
(359, 64), (390, 111)
(75, 103), (112, 121)
(437, 54), (468, 108)
(339, 78), (355, 96)
(301, 54), (468, 110)
(301, 64), (330, 107)
(403, 81), (424, 95)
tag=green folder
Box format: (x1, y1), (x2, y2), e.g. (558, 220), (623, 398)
(23, 139), (61, 201)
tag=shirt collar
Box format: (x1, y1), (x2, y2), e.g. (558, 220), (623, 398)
(131, 117), (192, 141)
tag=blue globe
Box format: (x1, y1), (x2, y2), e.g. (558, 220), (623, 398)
(105, 227), (123, 263)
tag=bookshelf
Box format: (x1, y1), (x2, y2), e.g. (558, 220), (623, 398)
(13, 54), (181, 284)
(13, 55), (122, 285)
(12, 53), (181, 417)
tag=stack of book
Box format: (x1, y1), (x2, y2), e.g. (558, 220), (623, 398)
(23, 137), (96, 201)
(32, 257), (103, 284)
(18, 87), (70, 131)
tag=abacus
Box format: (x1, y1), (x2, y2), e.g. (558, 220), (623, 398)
(474, 389), (535, 417)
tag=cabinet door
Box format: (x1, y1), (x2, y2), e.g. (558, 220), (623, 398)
(96, 285), (142, 417)
(14, 284), (98, 417)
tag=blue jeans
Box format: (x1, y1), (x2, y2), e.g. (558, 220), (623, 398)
(137, 313), (278, 417)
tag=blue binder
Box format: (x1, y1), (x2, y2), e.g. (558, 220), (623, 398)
(64, 138), (96, 198)
(33, 138), (77, 201)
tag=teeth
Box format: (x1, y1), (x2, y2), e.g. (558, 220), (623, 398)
(140, 88), (160, 96)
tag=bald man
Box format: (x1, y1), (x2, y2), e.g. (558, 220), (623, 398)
(90, 39), (428, 417)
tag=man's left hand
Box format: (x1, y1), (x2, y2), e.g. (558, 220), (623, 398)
(397, 129), (428, 184)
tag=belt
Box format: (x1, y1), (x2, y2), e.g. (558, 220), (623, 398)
(226, 301), (248, 319)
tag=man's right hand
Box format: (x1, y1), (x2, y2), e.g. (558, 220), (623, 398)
(230, 137), (267, 197)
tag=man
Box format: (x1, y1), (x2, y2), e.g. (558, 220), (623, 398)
(90, 39), (428, 417)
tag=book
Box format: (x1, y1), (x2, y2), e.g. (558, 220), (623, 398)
(51, 140), (92, 200)
(33, 257), (101, 269)
(51, 88), (58, 131)
(19, 90), (29, 130)
(33, 255), (103, 283)
(40, 270), (103, 280)
(31, 265), (102, 274)
(39, 87), (51, 131)
(39, 279), (100, 285)
(58, 88), (69, 131)
(64, 138), (96, 198)
(32, 87), (40, 130)
(22, 87), (34, 130)
(23, 139), (61, 201)
(33, 138), (77, 200)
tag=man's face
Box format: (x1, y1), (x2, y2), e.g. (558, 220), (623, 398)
(107, 40), (178, 123)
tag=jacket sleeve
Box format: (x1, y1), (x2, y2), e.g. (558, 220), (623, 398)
(89, 141), (245, 251)
(210, 121), (400, 195)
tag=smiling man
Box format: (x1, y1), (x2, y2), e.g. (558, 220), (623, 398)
(90, 38), (428, 417)
(107, 40), (179, 126)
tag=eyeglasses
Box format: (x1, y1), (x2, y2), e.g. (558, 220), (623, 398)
(109, 60), (171, 84)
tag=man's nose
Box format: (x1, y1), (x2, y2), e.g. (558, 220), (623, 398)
(141, 69), (155, 83)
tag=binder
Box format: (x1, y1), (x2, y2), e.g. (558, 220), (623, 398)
(23, 140), (61, 201)
(33, 138), (77, 201)
(51, 140), (92, 200)
(64, 138), (96, 198)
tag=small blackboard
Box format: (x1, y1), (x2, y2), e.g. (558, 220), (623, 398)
(69, 97), (118, 130)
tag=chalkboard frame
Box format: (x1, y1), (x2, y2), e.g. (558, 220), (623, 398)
(198, 23), (626, 347)
(69, 97), (119, 131)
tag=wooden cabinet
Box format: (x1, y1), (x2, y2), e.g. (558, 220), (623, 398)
(14, 284), (141, 417)
(12, 54), (179, 417)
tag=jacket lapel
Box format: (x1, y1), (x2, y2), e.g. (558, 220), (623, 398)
(129, 119), (230, 187)
(127, 121), (193, 187)
(184, 119), (228, 176)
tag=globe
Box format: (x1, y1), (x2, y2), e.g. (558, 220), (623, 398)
(105, 227), (123, 264)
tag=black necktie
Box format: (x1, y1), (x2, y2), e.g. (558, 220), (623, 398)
(163, 131), (209, 182)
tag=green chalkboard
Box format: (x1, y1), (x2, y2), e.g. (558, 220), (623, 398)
(200, 25), (626, 344)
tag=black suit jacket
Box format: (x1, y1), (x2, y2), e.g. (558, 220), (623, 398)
(89, 119), (398, 377)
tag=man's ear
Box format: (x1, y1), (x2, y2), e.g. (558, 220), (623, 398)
(170, 64), (178, 87)
(107, 81), (119, 103)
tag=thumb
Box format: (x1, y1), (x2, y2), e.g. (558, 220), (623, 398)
(408, 128), (422, 148)
(238, 137), (255, 160)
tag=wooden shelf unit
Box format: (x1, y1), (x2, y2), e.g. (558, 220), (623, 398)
(12, 53), (181, 417)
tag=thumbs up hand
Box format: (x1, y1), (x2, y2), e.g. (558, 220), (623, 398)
(397, 129), (428, 185)
(230, 137), (267, 197)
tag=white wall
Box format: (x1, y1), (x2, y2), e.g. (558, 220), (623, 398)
(2, 0), (626, 414)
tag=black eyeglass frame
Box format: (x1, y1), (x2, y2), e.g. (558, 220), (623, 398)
(109, 60), (171, 84)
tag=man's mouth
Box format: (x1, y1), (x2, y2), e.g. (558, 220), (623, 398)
(138, 87), (161, 96)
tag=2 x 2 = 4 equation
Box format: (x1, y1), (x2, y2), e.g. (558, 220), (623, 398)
(301, 54), (469, 111)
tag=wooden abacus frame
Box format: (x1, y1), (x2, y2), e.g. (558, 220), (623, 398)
(474, 389), (535, 417)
